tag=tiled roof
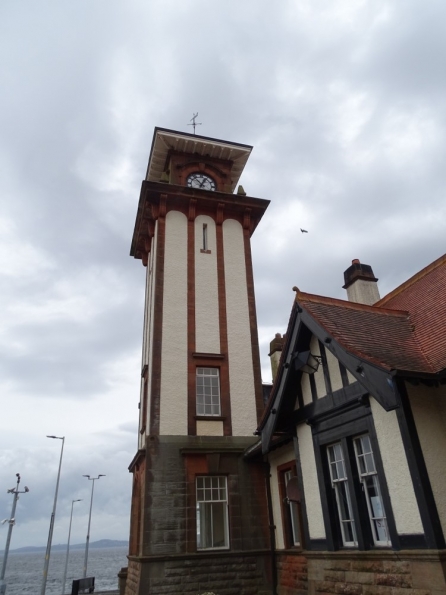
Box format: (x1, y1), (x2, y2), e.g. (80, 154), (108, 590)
(375, 254), (446, 373)
(297, 292), (435, 374)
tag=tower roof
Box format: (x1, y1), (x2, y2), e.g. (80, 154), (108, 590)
(146, 127), (253, 191)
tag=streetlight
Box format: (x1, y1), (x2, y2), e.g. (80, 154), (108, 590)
(41, 435), (65, 595)
(0, 473), (30, 595)
(82, 475), (105, 578)
(61, 499), (82, 595)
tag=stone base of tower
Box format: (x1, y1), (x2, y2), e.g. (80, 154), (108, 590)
(125, 552), (272, 595)
(125, 435), (273, 595)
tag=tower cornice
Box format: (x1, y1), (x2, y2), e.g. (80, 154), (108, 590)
(130, 181), (269, 262)
(146, 127), (253, 191)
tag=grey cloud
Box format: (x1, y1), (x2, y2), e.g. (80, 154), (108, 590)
(1, 0), (446, 549)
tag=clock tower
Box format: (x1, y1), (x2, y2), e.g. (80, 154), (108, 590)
(124, 128), (272, 595)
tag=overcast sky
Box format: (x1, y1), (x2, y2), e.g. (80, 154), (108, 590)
(1, 0), (445, 555)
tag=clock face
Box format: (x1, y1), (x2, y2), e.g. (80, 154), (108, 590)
(187, 172), (216, 191)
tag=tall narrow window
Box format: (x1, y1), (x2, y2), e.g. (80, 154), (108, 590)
(284, 470), (300, 546)
(202, 223), (208, 251)
(196, 368), (221, 416)
(353, 435), (389, 546)
(327, 443), (357, 546)
(196, 476), (229, 549)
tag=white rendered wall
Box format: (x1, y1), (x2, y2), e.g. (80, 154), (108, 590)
(141, 267), (149, 371)
(269, 444), (296, 549)
(346, 370), (356, 384)
(370, 396), (423, 535)
(160, 211), (188, 435)
(346, 279), (380, 305)
(270, 350), (281, 383)
(146, 241), (156, 434)
(195, 216), (220, 354)
(311, 336), (326, 398)
(196, 420), (224, 436)
(325, 348), (343, 391)
(138, 266), (150, 444)
(297, 423), (326, 539)
(223, 219), (257, 436)
(302, 373), (312, 406)
(139, 227), (157, 448)
(407, 382), (446, 536)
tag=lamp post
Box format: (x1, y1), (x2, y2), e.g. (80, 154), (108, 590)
(0, 473), (30, 595)
(41, 435), (65, 595)
(61, 499), (81, 595)
(82, 475), (105, 578)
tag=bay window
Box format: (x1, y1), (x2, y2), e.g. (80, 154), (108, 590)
(326, 433), (390, 548)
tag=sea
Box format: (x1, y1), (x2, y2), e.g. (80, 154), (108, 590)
(1, 546), (127, 594)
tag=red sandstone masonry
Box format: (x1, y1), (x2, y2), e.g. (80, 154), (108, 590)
(277, 552), (308, 595)
(305, 551), (446, 595)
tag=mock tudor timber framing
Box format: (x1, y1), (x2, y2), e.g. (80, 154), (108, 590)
(259, 291), (446, 555)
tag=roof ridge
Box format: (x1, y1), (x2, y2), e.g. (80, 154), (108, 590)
(295, 290), (409, 317)
(377, 253), (446, 307)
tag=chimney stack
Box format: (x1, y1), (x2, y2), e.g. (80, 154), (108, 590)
(269, 333), (285, 381)
(343, 259), (380, 305)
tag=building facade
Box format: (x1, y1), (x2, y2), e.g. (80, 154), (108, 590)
(123, 128), (273, 595)
(259, 257), (446, 595)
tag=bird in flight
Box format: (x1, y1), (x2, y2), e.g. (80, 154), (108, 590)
(300, 228), (308, 233)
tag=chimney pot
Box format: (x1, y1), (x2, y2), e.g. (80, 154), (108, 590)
(352, 259), (360, 264)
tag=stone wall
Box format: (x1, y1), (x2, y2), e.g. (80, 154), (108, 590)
(142, 436), (269, 556)
(277, 552), (308, 595)
(306, 550), (446, 595)
(124, 560), (140, 595)
(124, 435), (272, 595)
(130, 552), (271, 595)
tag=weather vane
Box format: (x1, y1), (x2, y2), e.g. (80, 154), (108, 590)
(188, 112), (202, 135)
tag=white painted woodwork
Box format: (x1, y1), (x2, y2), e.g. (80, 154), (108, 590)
(160, 211), (188, 435)
(195, 215), (220, 354)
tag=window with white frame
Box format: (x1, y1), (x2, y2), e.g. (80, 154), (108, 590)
(353, 435), (389, 546)
(196, 476), (229, 549)
(327, 443), (358, 546)
(327, 434), (390, 548)
(196, 367), (220, 416)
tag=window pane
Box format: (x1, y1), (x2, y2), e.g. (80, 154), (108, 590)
(327, 442), (357, 546)
(284, 470), (300, 546)
(211, 502), (228, 547)
(196, 476), (229, 550)
(196, 368), (221, 416)
(353, 435), (389, 546)
(197, 502), (213, 548)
